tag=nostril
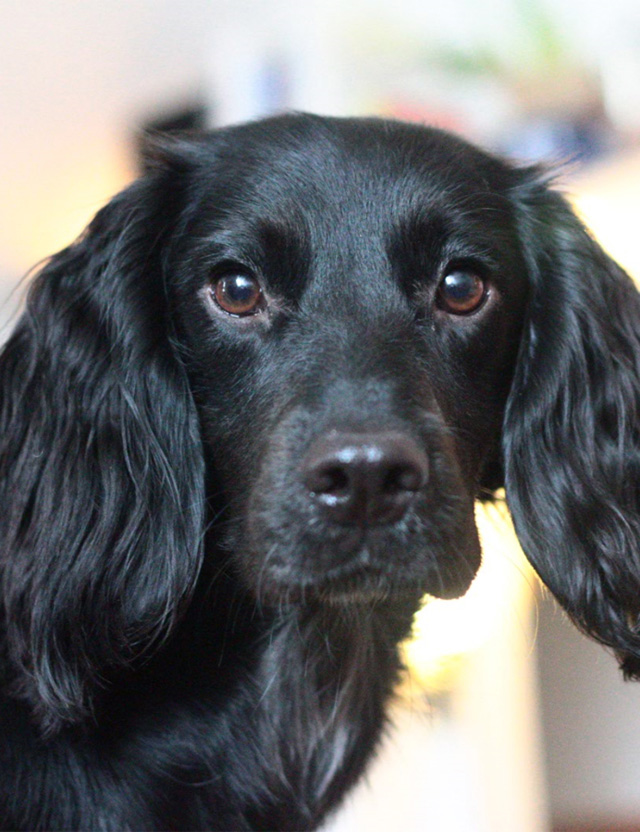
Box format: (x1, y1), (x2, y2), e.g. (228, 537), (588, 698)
(383, 462), (425, 494)
(307, 464), (350, 496)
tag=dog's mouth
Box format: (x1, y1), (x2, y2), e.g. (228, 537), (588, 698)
(249, 549), (479, 607)
(261, 567), (412, 605)
(239, 496), (482, 606)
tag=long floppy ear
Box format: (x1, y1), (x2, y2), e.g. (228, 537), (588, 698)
(504, 168), (640, 677)
(0, 156), (204, 732)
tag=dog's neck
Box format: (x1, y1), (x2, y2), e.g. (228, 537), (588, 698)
(238, 598), (417, 828)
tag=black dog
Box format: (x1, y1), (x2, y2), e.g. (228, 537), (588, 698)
(1, 113), (640, 830)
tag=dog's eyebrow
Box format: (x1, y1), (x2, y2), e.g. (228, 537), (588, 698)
(386, 210), (453, 274)
(257, 219), (313, 296)
(386, 206), (508, 294)
(195, 216), (313, 300)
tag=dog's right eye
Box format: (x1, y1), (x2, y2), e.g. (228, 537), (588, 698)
(212, 272), (265, 317)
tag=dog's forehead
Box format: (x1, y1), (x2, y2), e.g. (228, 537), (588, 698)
(195, 115), (511, 224)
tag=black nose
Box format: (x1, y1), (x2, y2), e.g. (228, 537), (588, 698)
(302, 431), (429, 526)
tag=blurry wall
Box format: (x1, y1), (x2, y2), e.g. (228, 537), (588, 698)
(0, 0), (212, 291)
(538, 594), (640, 828)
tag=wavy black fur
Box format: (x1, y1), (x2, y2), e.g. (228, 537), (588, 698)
(1, 114), (639, 830)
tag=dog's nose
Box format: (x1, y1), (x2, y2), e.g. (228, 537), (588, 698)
(303, 432), (429, 526)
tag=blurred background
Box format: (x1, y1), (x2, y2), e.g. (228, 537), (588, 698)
(2, 2), (640, 830)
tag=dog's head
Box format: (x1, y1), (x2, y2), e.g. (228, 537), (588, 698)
(2, 114), (640, 730)
(170, 116), (532, 606)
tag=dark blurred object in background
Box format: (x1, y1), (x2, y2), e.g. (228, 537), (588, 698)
(136, 103), (207, 173)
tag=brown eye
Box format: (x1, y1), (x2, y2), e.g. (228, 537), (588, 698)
(436, 270), (487, 315)
(212, 272), (265, 317)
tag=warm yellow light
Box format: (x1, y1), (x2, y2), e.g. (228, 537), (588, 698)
(0, 139), (133, 281)
(403, 499), (537, 691)
(570, 149), (640, 284)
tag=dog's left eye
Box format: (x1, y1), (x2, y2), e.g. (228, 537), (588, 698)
(436, 269), (487, 315)
(212, 272), (265, 317)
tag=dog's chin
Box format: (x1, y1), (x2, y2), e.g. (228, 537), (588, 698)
(252, 560), (479, 607)
(239, 515), (483, 607)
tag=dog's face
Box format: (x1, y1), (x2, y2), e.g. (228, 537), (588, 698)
(169, 117), (529, 603)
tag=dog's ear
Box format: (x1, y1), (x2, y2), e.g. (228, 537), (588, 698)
(504, 167), (640, 677)
(0, 149), (205, 732)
